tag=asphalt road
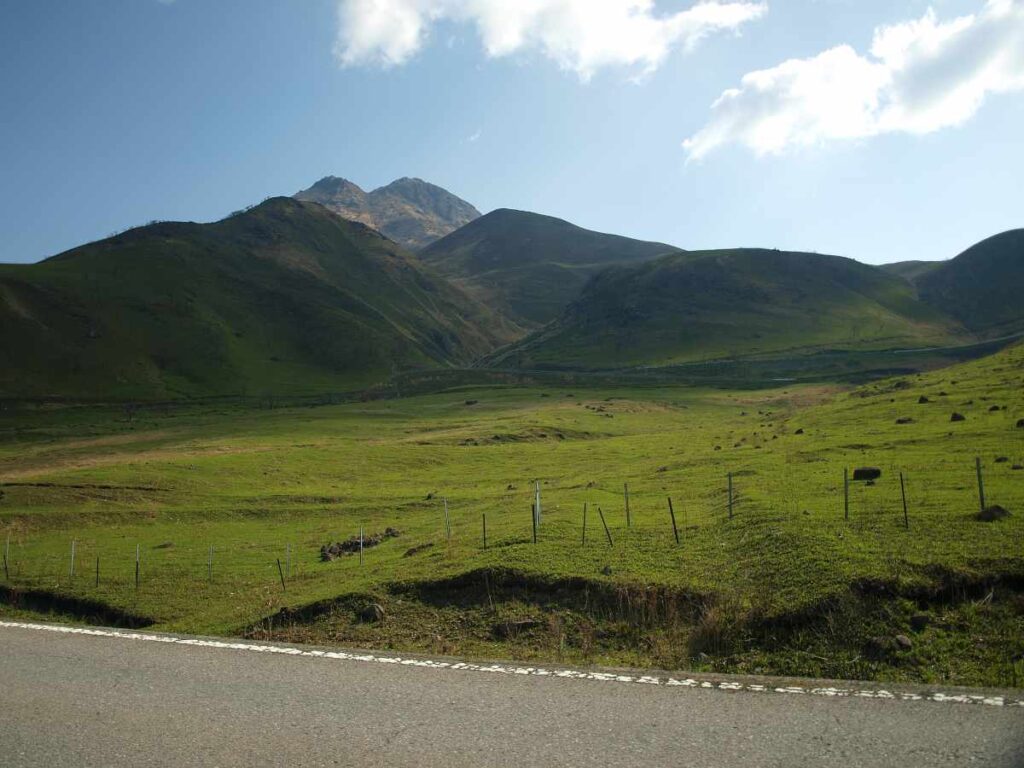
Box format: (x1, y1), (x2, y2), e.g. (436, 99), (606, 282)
(1, 622), (1022, 767)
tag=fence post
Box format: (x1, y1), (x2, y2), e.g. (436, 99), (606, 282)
(444, 497), (451, 543)
(844, 468), (849, 521)
(4, 534), (10, 581)
(359, 526), (364, 566)
(597, 507), (613, 546)
(975, 457), (986, 512)
(95, 556), (100, 588)
(727, 473), (734, 519)
(135, 544), (140, 591)
(581, 502), (587, 547)
(668, 497), (679, 545)
(624, 483), (631, 528)
(277, 558), (287, 591)
(482, 513), (487, 550)
(900, 472), (909, 530)
(532, 504), (538, 545)
(69, 539), (76, 580)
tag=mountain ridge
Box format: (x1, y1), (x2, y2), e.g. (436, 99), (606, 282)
(294, 176), (480, 251)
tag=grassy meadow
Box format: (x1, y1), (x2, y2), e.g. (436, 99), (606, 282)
(1, 343), (1022, 686)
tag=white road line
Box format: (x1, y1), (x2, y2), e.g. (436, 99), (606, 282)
(3, 620), (1022, 708)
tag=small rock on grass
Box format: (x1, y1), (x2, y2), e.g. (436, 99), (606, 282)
(975, 505), (1011, 522)
(910, 614), (930, 632)
(950, 412), (966, 422)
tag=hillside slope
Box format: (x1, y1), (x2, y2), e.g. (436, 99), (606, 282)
(0, 198), (515, 400)
(915, 229), (1024, 335)
(487, 248), (966, 370)
(419, 209), (679, 327)
(294, 176), (480, 250)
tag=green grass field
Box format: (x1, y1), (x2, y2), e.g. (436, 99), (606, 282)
(2, 344), (1022, 686)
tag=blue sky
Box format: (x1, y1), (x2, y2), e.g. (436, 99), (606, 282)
(1, 0), (1021, 265)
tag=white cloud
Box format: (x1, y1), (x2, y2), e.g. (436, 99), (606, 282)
(335, 0), (767, 80)
(684, 0), (1024, 159)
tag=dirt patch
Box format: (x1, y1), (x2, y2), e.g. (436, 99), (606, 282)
(321, 528), (401, 561)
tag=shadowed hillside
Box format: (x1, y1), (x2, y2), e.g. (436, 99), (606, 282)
(487, 248), (966, 370)
(0, 198), (516, 400)
(914, 229), (1024, 335)
(419, 208), (679, 327)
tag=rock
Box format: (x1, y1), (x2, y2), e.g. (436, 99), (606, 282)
(895, 634), (913, 650)
(425, 492), (434, 500)
(975, 505), (1011, 522)
(950, 412), (966, 422)
(1013, 465), (1023, 471)
(895, 417), (913, 425)
(853, 467), (882, 481)
(918, 396), (930, 404)
(464, 399), (478, 406)
(403, 542), (433, 557)
(359, 603), (386, 623)
(989, 405), (1001, 412)
(794, 428), (804, 435)
(1016, 419), (1024, 429)
(995, 456), (1009, 463)
(910, 614), (930, 632)
(865, 636), (898, 660)
(506, 483), (516, 490)
(657, 466), (669, 473)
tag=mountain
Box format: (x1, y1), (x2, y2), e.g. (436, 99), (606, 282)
(879, 260), (940, 283)
(419, 209), (679, 328)
(485, 248), (965, 370)
(912, 229), (1024, 336)
(0, 198), (516, 400)
(294, 176), (480, 251)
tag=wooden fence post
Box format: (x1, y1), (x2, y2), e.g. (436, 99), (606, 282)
(482, 513), (487, 550)
(668, 497), (679, 545)
(582, 502), (587, 546)
(844, 468), (849, 521)
(597, 507), (613, 546)
(975, 457), (986, 512)
(277, 558), (287, 591)
(899, 472), (909, 530)
(532, 504), (538, 545)
(135, 544), (140, 591)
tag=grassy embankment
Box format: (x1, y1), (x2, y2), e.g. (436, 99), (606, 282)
(1, 344), (1022, 686)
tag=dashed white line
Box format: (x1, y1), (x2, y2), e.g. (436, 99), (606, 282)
(2, 620), (1021, 708)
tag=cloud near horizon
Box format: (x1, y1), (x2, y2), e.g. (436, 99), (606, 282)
(684, 0), (1024, 159)
(334, 0), (767, 80)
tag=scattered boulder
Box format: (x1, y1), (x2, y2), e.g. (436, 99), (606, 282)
(864, 636), (899, 660)
(950, 413), (966, 422)
(1016, 419), (1024, 429)
(359, 603), (386, 623)
(794, 428), (805, 435)
(657, 466), (669, 473)
(403, 542), (434, 558)
(465, 399), (478, 406)
(975, 505), (1011, 522)
(988, 405), (1001, 412)
(895, 417), (913, 425)
(895, 634), (913, 650)
(918, 396), (930, 404)
(853, 467), (882, 481)
(1013, 465), (1023, 471)
(910, 614), (930, 632)
(321, 528), (401, 561)
(995, 457), (1009, 463)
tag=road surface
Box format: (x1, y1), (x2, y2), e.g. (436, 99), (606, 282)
(1, 621), (1022, 767)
